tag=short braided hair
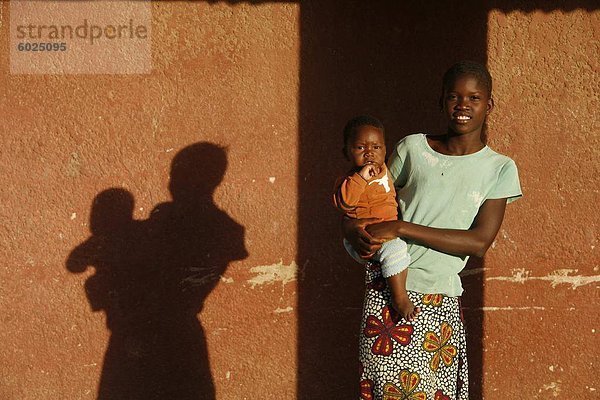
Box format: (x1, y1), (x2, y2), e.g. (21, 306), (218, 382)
(442, 61), (493, 97)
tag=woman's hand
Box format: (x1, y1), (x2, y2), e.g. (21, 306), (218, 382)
(342, 217), (384, 258)
(365, 221), (402, 241)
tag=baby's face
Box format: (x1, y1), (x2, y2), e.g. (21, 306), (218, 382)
(346, 126), (386, 169)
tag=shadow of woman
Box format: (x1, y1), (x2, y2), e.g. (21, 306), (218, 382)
(67, 142), (248, 400)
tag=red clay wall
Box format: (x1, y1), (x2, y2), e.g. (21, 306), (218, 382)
(481, 8), (599, 399)
(0, 2), (597, 399)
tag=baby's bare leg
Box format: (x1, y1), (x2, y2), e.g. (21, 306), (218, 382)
(387, 269), (420, 322)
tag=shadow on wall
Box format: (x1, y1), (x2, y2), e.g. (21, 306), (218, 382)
(298, 1), (597, 399)
(66, 142), (248, 400)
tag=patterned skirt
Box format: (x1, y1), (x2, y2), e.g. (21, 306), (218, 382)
(359, 262), (469, 400)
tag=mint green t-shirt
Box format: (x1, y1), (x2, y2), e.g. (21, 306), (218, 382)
(387, 133), (522, 296)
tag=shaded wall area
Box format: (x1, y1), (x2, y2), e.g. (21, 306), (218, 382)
(297, 3), (488, 398)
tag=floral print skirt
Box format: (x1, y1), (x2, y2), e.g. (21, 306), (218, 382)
(359, 263), (469, 400)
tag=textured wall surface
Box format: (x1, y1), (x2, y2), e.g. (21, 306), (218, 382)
(482, 7), (599, 399)
(0, 1), (598, 399)
(1, 2), (300, 399)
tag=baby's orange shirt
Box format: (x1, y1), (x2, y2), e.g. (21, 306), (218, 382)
(333, 166), (398, 221)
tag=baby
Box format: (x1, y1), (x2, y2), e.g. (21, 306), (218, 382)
(333, 115), (419, 321)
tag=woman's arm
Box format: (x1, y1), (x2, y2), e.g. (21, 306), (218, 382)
(366, 198), (508, 258)
(342, 216), (385, 258)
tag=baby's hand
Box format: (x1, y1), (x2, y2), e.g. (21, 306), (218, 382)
(358, 164), (380, 181)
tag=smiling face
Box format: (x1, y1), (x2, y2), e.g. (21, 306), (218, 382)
(442, 74), (494, 137)
(345, 125), (386, 169)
